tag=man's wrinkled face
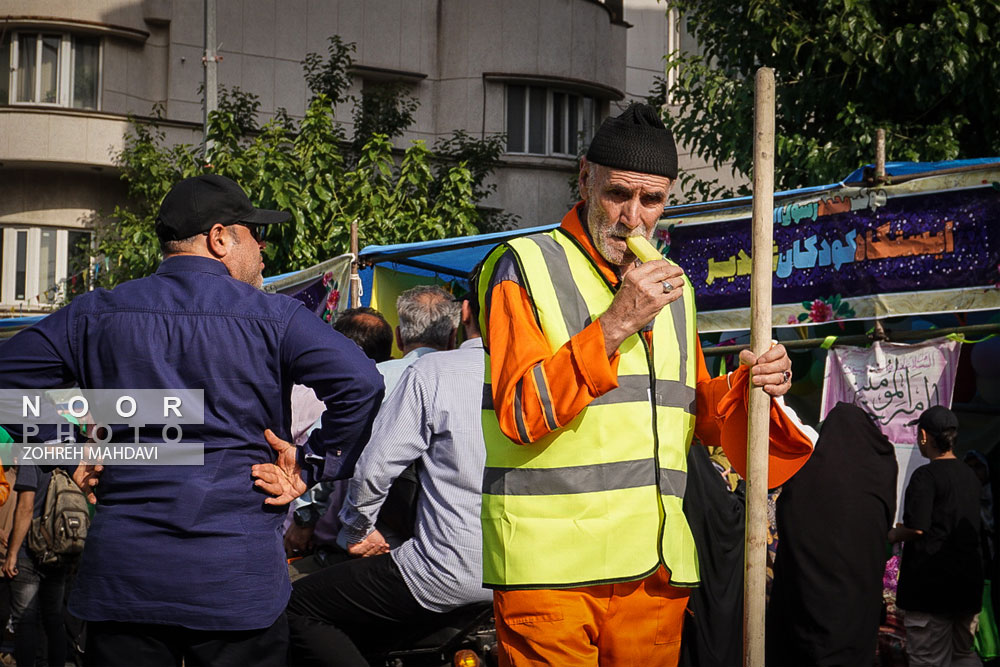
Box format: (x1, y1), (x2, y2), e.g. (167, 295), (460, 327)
(579, 160), (673, 266)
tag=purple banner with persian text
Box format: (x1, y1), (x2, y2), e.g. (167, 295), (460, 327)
(663, 184), (1000, 328)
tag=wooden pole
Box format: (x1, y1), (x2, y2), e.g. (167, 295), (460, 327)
(875, 128), (887, 183)
(349, 220), (360, 308)
(744, 66), (775, 667)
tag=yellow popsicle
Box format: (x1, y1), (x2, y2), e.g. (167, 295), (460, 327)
(626, 235), (663, 263)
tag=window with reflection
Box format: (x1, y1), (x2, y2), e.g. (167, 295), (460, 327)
(0, 227), (94, 306)
(506, 84), (599, 157)
(2, 31), (101, 109)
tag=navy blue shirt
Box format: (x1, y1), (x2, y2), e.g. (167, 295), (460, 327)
(0, 256), (384, 630)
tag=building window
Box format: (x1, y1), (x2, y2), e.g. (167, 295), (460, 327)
(0, 227), (93, 306)
(2, 31), (101, 109)
(506, 85), (599, 157)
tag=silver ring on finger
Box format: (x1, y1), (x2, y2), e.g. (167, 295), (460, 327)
(782, 370), (792, 384)
(661, 280), (671, 294)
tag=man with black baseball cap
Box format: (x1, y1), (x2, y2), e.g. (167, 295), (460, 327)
(155, 174), (292, 288)
(891, 405), (984, 666)
(0, 174), (384, 665)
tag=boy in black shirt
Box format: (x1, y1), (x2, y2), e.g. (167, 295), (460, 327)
(890, 406), (983, 667)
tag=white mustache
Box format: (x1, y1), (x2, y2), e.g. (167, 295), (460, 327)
(609, 229), (645, 240)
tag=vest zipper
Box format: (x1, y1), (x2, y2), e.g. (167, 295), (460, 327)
(558, 226), (670, 569)
(641, 333), (668, 569)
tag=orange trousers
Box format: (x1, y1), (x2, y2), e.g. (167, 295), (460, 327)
(493, 566), (690, 667)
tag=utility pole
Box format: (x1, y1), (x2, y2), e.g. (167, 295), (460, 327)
(875, 128), (887, 184)
(350, 220), (361, 308)
(203, 0), (218, 159)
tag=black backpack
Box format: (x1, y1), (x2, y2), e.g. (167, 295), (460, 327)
(27, 467), (90, 565)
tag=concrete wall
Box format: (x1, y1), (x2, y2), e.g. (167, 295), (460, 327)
(0, 167), (123, 229)
(4, 0), (706, 306)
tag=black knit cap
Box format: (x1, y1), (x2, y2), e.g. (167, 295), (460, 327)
(585, 103), (678, 179)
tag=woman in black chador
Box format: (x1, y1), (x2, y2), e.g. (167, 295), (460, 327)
(767, 402), (898, 666)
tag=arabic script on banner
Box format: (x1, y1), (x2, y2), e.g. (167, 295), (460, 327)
(663, 182), (1000, 328)
(820, 338), (961, 444)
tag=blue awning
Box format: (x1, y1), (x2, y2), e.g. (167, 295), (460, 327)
(359, 223), (559, 276)
(841, 158), (1000, 184)
(357, 224), (559, 299)
(0, 315), (46, 328)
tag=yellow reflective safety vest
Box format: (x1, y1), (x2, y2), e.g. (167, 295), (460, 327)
(479, 228), (700, 590)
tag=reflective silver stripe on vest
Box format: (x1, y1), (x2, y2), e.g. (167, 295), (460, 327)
(659, 468), (687, 498)
(590, 375), (696, 413)
(668, 297), (689, 385)
(531, 364), (557, 431)
(527, 234), (592, 336)
(483, 377), (694, 414)
(513, 378), (531, 443)
(483, 459), (687, 498)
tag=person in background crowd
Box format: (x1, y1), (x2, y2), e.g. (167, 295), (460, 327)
(377, 285), (461, 396)
(287, 289), (490, 665)
(890, 406), (983, 667)
(679, 442), (746, 667)
(285, 288), (459, 568)
(0, 174), (383, 666)
(3, 464), (65, 667)
(477, 102), (816, 666)
(767, 402), (898, 667)
(964, 450), (995, 568)
(0, 456), (15, 660)
(285, 307), (395, 574)
(332, 307), (394, 364)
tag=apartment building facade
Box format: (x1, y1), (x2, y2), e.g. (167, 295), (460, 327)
(0, 0), (726, 312)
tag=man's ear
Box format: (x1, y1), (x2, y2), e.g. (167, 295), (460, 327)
(205, 224), (231, 259)
(578, 157), (591, 203)
(460, 300), (473, 328)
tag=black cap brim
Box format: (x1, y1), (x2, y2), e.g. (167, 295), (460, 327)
(242, 208), (292, 225)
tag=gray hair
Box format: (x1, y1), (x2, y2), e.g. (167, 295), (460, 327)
(396, 285), (460, 349)
(160, 233), (202, 256)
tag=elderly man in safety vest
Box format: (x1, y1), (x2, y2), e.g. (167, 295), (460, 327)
(477, 103), (817, 667)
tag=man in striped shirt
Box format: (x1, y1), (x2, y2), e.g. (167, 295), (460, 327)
(286, 291), (492, 666)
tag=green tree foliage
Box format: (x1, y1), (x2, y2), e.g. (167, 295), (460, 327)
(650, 0), (1000, 200)
(89, 36), (511, 290)
(433, 130), (517, 233)
(351, 81), (419, 153)
(301, 35), (355, 108)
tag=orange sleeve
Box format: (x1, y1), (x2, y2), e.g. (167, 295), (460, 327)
(488, 280), (620, 444)
(694, 343), (814, 488)
(693, 337), (729, 448)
